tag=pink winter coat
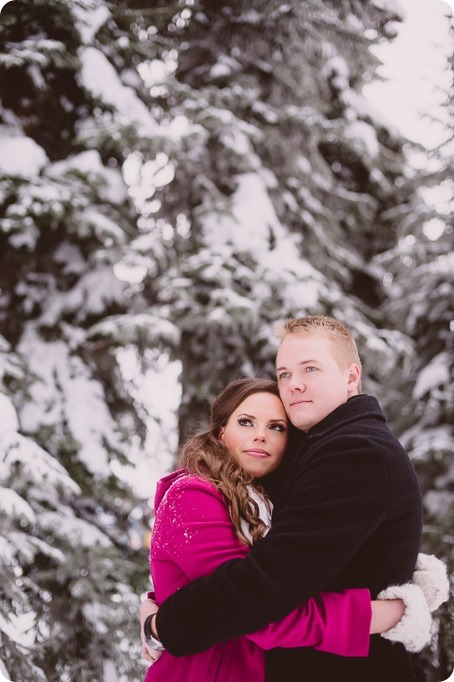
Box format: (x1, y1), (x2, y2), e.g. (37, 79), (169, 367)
(145, 469), (371, 682)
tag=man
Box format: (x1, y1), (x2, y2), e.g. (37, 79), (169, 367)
(144, 315), (423, 681)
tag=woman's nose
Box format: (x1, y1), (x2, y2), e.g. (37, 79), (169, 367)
(253, 428), (267, 441)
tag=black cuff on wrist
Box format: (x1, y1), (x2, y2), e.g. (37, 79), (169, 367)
(143, 614), (155, 640)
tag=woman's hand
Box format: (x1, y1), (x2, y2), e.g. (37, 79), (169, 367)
(140, 598), (162, 663)
(142, 641), (162, 664)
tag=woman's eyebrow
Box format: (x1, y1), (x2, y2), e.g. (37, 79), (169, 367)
(237, 413), (286, 423)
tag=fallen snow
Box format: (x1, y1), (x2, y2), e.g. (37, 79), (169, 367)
(79, 47), (159, 135)
(0, 136), (48, 178)
(50, 150), (128, 204)
(17, 327), (124, 478)
(0, 393), (19, 436)
(0, 487), (35, 524)
(413, 352), (450, 400)
(71, 0), (111, 44)
(0, 430), (81, 497)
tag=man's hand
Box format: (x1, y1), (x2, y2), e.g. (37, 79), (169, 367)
(412, 553), (450, 612)
(377, 583), (432, 653)
(140, 598), (161, 664)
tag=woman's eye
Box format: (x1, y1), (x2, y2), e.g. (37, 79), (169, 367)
(305, 366), (317, 372)
(270, 424), (286, 432)
(238, 418), (253, 426)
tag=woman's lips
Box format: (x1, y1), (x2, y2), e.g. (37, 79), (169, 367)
(244, 449), (270, 458)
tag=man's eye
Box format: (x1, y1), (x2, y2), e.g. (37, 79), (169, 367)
(278, 372), (289, 380)
(305, 366), (317, 372)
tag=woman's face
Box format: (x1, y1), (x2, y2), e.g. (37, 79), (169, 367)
(218, 392), (288, 478)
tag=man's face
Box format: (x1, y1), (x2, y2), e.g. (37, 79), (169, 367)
(276, 333), (360, 432)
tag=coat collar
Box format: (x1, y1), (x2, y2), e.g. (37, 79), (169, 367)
(303, 394), (385, 441)
(154, 467), (189, 510)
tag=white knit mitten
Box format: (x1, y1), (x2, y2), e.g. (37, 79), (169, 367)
(378, 583), (432, 653)
(412, 553), (450, 612)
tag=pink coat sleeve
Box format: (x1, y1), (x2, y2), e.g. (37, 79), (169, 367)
(154, 476), (371, 657)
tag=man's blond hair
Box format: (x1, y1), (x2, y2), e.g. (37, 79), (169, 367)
(276, 315), (362, 374)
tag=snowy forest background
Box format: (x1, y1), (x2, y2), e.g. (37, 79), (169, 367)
(0, 0), (452, 680)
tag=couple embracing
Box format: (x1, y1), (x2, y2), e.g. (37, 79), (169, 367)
(141, 315), (448, 682)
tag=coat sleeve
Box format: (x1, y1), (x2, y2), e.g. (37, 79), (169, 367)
(156, 438), (390, 655)
(246, 589), (371, 657)
(156, 476), (371, 658)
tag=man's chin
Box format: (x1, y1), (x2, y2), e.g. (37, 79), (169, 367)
(289, 416), (312, 432)
(287, 406), (313, 430)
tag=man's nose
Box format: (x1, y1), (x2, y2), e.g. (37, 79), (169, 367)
(289, 375), (305, 392)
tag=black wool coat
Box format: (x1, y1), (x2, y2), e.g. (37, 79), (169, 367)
(157, 395), (423, 682)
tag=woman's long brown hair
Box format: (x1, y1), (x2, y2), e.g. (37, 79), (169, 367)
(178, 378), (286, 547)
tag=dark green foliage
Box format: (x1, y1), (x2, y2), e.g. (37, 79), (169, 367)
(0, 0), (451, 679)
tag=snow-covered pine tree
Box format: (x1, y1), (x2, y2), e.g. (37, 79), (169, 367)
(374, 94), (454, 679)
(1, 0), (451, 679)
(0, 1), (176, 679)
(132, 0), (415, 439)
(122, 2), (452, 674)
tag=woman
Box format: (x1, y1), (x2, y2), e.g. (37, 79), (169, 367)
(142, 378), (430, 681)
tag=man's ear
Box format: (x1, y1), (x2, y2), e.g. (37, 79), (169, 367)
(347, 363), (361, 395)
